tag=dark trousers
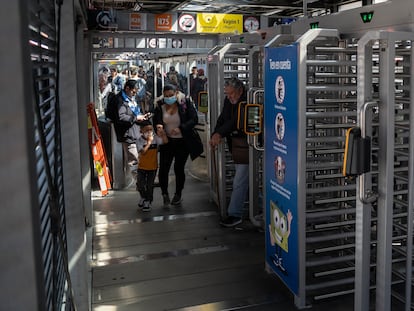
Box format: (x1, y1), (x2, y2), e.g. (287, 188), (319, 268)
(158, 138), (190, 196)
(137, 169), (157, 202)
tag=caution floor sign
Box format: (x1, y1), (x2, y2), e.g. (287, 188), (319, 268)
(87, 103), (112, 196)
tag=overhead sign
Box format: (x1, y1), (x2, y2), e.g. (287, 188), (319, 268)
(129, 13), (145, 30)
(88, 10), (117, 30)
(155, 13), (175, 31)
(97, 11), (112, 28)
(172, 38), (182, 48)
(148, 38), (158, 48)
(360, 11), (374, 23)
(178, 13), (196, 32)
(269, 17), (297, 27)
(196, 13), (243, 34)
(243, 16), (260, 33)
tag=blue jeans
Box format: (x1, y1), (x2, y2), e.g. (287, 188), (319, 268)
(227, 164), (249, 218)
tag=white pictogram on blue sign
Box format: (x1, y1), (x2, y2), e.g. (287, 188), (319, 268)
(97, 11), (112, 28)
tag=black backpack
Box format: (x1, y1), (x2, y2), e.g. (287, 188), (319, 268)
(105, 92), (119, 122)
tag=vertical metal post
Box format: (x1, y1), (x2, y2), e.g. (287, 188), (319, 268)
(111, 124), (126, 189)
(355, 31), (375, 311)
(294, 28), (339, 309)
(303, 0), (308, 17)
(296, 32), (309, 310)
(405, 42), (414, 311)
(375, 37), (394, 311)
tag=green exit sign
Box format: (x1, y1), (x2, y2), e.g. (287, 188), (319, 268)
(360, 11), (374, 23)
(310, 22), (319, 29)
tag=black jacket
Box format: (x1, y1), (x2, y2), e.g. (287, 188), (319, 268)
(212, 93), (247, 151)
(153, 96), (198, 138)
(153, 95), (202, 160)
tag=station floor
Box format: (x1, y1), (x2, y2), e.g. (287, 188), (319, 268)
(90, 169), (355, 311)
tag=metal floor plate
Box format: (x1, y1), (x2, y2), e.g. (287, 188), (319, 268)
(91, 174), (354, 311)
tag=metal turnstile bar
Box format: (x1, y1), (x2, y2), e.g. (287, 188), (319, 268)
(314, 73), (356, 78)
(313, 46), (357, 53)
(313, 219), (355, 230)
(306, 111), (357, 118)
(306, 207), (356, 218)
(306, 161), (343, 170)
(313, 243), (355, 254)
(314, 266), (355, 277)
(306, 184), (355, 194)
(313, 98), (357, 104)
(306, 60), (356, 66)
(305, 255), (355, 268)
(305, 278), (355, 292)
(313, 173), (346, 179)
(306, 232), (355, 244)
(313, 289), (355, 301)
(306, 85), (357, 92)
(314, 196), (356, 205)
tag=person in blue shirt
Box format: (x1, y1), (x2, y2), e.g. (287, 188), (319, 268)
(113, 79), (151, 188)
(110, 67), (125, 94)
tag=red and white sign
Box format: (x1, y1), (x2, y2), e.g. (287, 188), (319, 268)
(178, 14), (196, 32)
(155, 13), (174, 31)
(130, 13), (142, 30)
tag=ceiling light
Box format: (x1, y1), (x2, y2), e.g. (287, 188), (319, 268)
(263, 9), (283, 16)
(133, 2), (142, 11)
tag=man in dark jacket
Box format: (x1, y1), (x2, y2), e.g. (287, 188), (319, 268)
(209, 77), (249, 227)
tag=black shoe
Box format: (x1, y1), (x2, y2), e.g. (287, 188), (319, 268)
(138, 198), (145, 208)
(220, 216), (242, 227)
(162, 194), (170, 207)
(171, 194), (182, 205)
(142, 200), (152, 212)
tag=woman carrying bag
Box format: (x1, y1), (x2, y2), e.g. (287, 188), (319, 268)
(153, 84), (203, 207)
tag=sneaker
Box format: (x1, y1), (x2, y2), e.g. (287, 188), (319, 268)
(142, 200), (152, 212)
(220, 216), (242, 228)
(162, 194), (170, 207)
(171, 194), (182, 205)
(138, 198), (145, 208)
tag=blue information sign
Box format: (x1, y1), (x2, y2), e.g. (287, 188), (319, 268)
(264, 44), (299, 295)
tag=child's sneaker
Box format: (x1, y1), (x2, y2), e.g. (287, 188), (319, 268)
(142, 200), (151, 212)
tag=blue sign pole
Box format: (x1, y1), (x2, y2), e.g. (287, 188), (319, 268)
(264, 44), (299, 295)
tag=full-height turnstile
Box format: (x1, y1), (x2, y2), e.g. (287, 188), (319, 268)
(207, 37), (296, 222)
(207, 43), (251, 217)
(264, 27), (414, 310)
(354, 30), (414, 311)
(247, 34), (298, 226)
(264, 28), (360, 308)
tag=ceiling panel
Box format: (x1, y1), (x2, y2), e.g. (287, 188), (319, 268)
(89, 0), (363, 17)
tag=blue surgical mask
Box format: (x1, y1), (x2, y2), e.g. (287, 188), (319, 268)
(164, 96), (176, 105)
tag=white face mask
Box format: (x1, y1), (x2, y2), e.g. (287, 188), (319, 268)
(143, 131), (153, 139)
